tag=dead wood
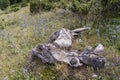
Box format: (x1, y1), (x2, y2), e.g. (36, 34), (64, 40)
(28, 27), (106, 69)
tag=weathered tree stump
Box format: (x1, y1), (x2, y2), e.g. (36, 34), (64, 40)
(29, 27), (106, 69)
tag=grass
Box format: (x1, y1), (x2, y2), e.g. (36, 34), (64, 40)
(0, 6), (120, 80)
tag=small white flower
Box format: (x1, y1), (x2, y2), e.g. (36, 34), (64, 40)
(92, 74), (98, 78)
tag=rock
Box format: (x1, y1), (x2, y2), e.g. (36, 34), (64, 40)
(93, 44), (104, 54)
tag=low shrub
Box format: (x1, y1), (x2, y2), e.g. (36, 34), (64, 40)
(70, 0), (80, 12)
(59, 0), (68, 9)
(30, 0), (40, 13)
(0, 19), (5, 30)
(0, 0), (10, 10)
(11, 7), (20, 12)
(70, 0), (92, 15)
(40, 0), (54, 10)
(11, 4), (20, 8)
(30, 0), (55, 13)
(21, 0), (28, 7)
(9, 4), (21, 12)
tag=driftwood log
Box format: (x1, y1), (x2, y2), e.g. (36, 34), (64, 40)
(29, 27), (106, 69)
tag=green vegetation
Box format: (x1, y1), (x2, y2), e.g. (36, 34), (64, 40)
(29, 0), (120, 16)
(30, 0), (55, 13)
(0, 0), (120, 80)
(0, 0), (28, 12)
(21, 0), (28, 7)
(0, 0), (10, 10)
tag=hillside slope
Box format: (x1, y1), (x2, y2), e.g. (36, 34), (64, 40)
(0, 6), (120, 80)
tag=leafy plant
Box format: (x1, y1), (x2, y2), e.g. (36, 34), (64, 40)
(0, 0), (10, 10)
(30, 0), (40, 13)
(21, 0), (28, 7)
(30, 0), (55, 13)
(59, 0), (68, 9)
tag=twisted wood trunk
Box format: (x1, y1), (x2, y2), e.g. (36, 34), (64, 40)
(29, 27), (106, 69)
